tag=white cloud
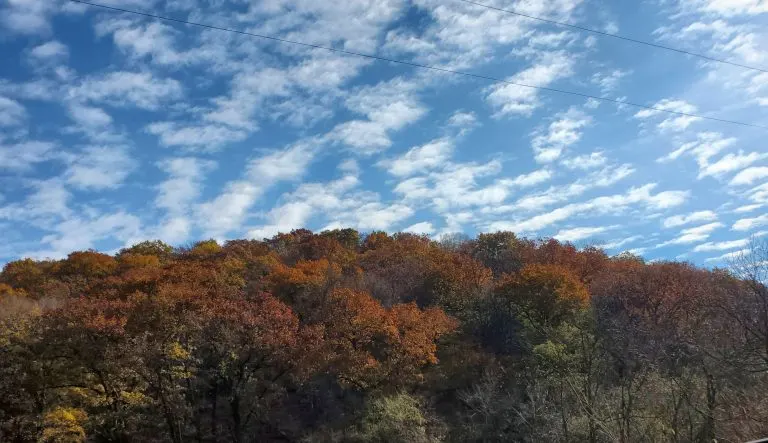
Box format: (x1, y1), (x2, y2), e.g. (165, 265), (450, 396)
(504, 169), (553, 188)
(65, 145), (137, 190)
(101, 20), (188, 66)
(591, 69), (630, 93)
(489, 184), (689, 234)
(686, 0), (768, 16)
(602, 235), (643, 250)
(734, 203), (764, 213)
(748, 182), (768, 204)
(699, 151), (766, 179)
(657, 222), (724, 247)
(658, 132), (734, 164)
(447, 111), (478, 129)
(147, 122), (248, 149)
(494, 163), (635, 213)
(704, 249), (750, 263)
(693, 238), (749, 252)
(530, 108), (591, 163)
(1, 0), (57, 35)
(247, 202), (314, 240)
(246, 143), (315, 183)
(65, 103), (124, 143)
(249, 172), (359, 237)
(486, 52), (575, 117)
(71, 72), (183, 110)
(26, 211), (143, 260)
(197, 181), (263, 238)
(29, 40), (69, 62)
(338, 158), (360, 174)
(0, 179), (71, 222)
(662, 210), (718, 228)
(0, 96), (26, 127)
(155, 216), (192, 246)
(554, 226), (609, 242)
(561, 151), (607, 170)
(0, 141), (57, 170)
(403, 221), (435, 235)
(395, 159), (508, 212)
(657, 132), (750, 181)
(156, 157), (217, 214)
(197, 143), (316, 237)
(333, 79), (426, 154)
(349, 203), (414, 230)
(635, 99), (701, 132)
(733, 214), (768, 231)
(730, 166), (768, 186)
(382, 138), (453, 177)
(151, 157), (216, 245)
(68, 103), (112, 128)
(395, 0), (583, 69)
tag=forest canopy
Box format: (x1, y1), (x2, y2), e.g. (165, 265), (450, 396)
(1, 229), (767, 442)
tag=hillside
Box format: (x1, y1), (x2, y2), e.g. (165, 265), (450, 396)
(1, 229), (767, 442)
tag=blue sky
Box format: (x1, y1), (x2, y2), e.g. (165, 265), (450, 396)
(0, 0), (767, 265)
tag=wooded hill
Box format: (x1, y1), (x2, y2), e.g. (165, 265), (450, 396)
(1, 229), (767, 442)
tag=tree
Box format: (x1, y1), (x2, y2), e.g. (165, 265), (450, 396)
(353, 393), (439, 443)
(321, 288), (456, 390)
(466, 232), (526, 277)
(1, 258), (46, 297)
(496, 264), (589, 331)
(39, 407), (88, 443)
(118, 240), (174, 261)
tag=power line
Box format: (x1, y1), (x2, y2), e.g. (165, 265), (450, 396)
(454, 0), (768, 75)
(69, 0), (768, 130)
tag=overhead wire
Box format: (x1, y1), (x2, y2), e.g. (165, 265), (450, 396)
(68, 0), (768, 130)
(454, 0), (768, 75)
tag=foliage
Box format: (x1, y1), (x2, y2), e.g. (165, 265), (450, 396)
(1, 231), (767, 442)
(354, 393), (438, 443)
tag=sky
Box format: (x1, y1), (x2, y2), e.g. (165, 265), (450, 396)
(0, 0), (767, 266)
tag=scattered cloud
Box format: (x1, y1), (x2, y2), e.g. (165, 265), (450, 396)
(147, 122), (248, 149)
(28, 40), (69, 62)
(486, 52), (575, 117)
(561, 151), (607, 170)
(602, 235), (643, 250)
(403, 221), (435, 235)
(0, 96), (26, 127)
(447, 111), (478, 130)
(704, 249), (749, 263)
(0, 0), (763, 263)
(504, 169), (553, 188)
(489, 184), (689, 234)
(333, 79), (426, 154)
(197, 143), (316, 237)
(733, 214), (768, 231)
(657, 222), (724, 247)
(382, 138), (454, 177)
(0, 141), (57, 171)
(635, 99), (700, 132)
(730, 166), (768, 186)
(64, 145), (137, 190)
(699, 151), (766, 179)
(734, 203), (764, 213)
(662, 210), (718, 228)
(530, 108), (592, 163)
(693, 238), (749, 252)
(156, 157), (217, 215)
(72, 72), (183, 110)
(554, 226), (610, 242)
(591, 69), (631, 93)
